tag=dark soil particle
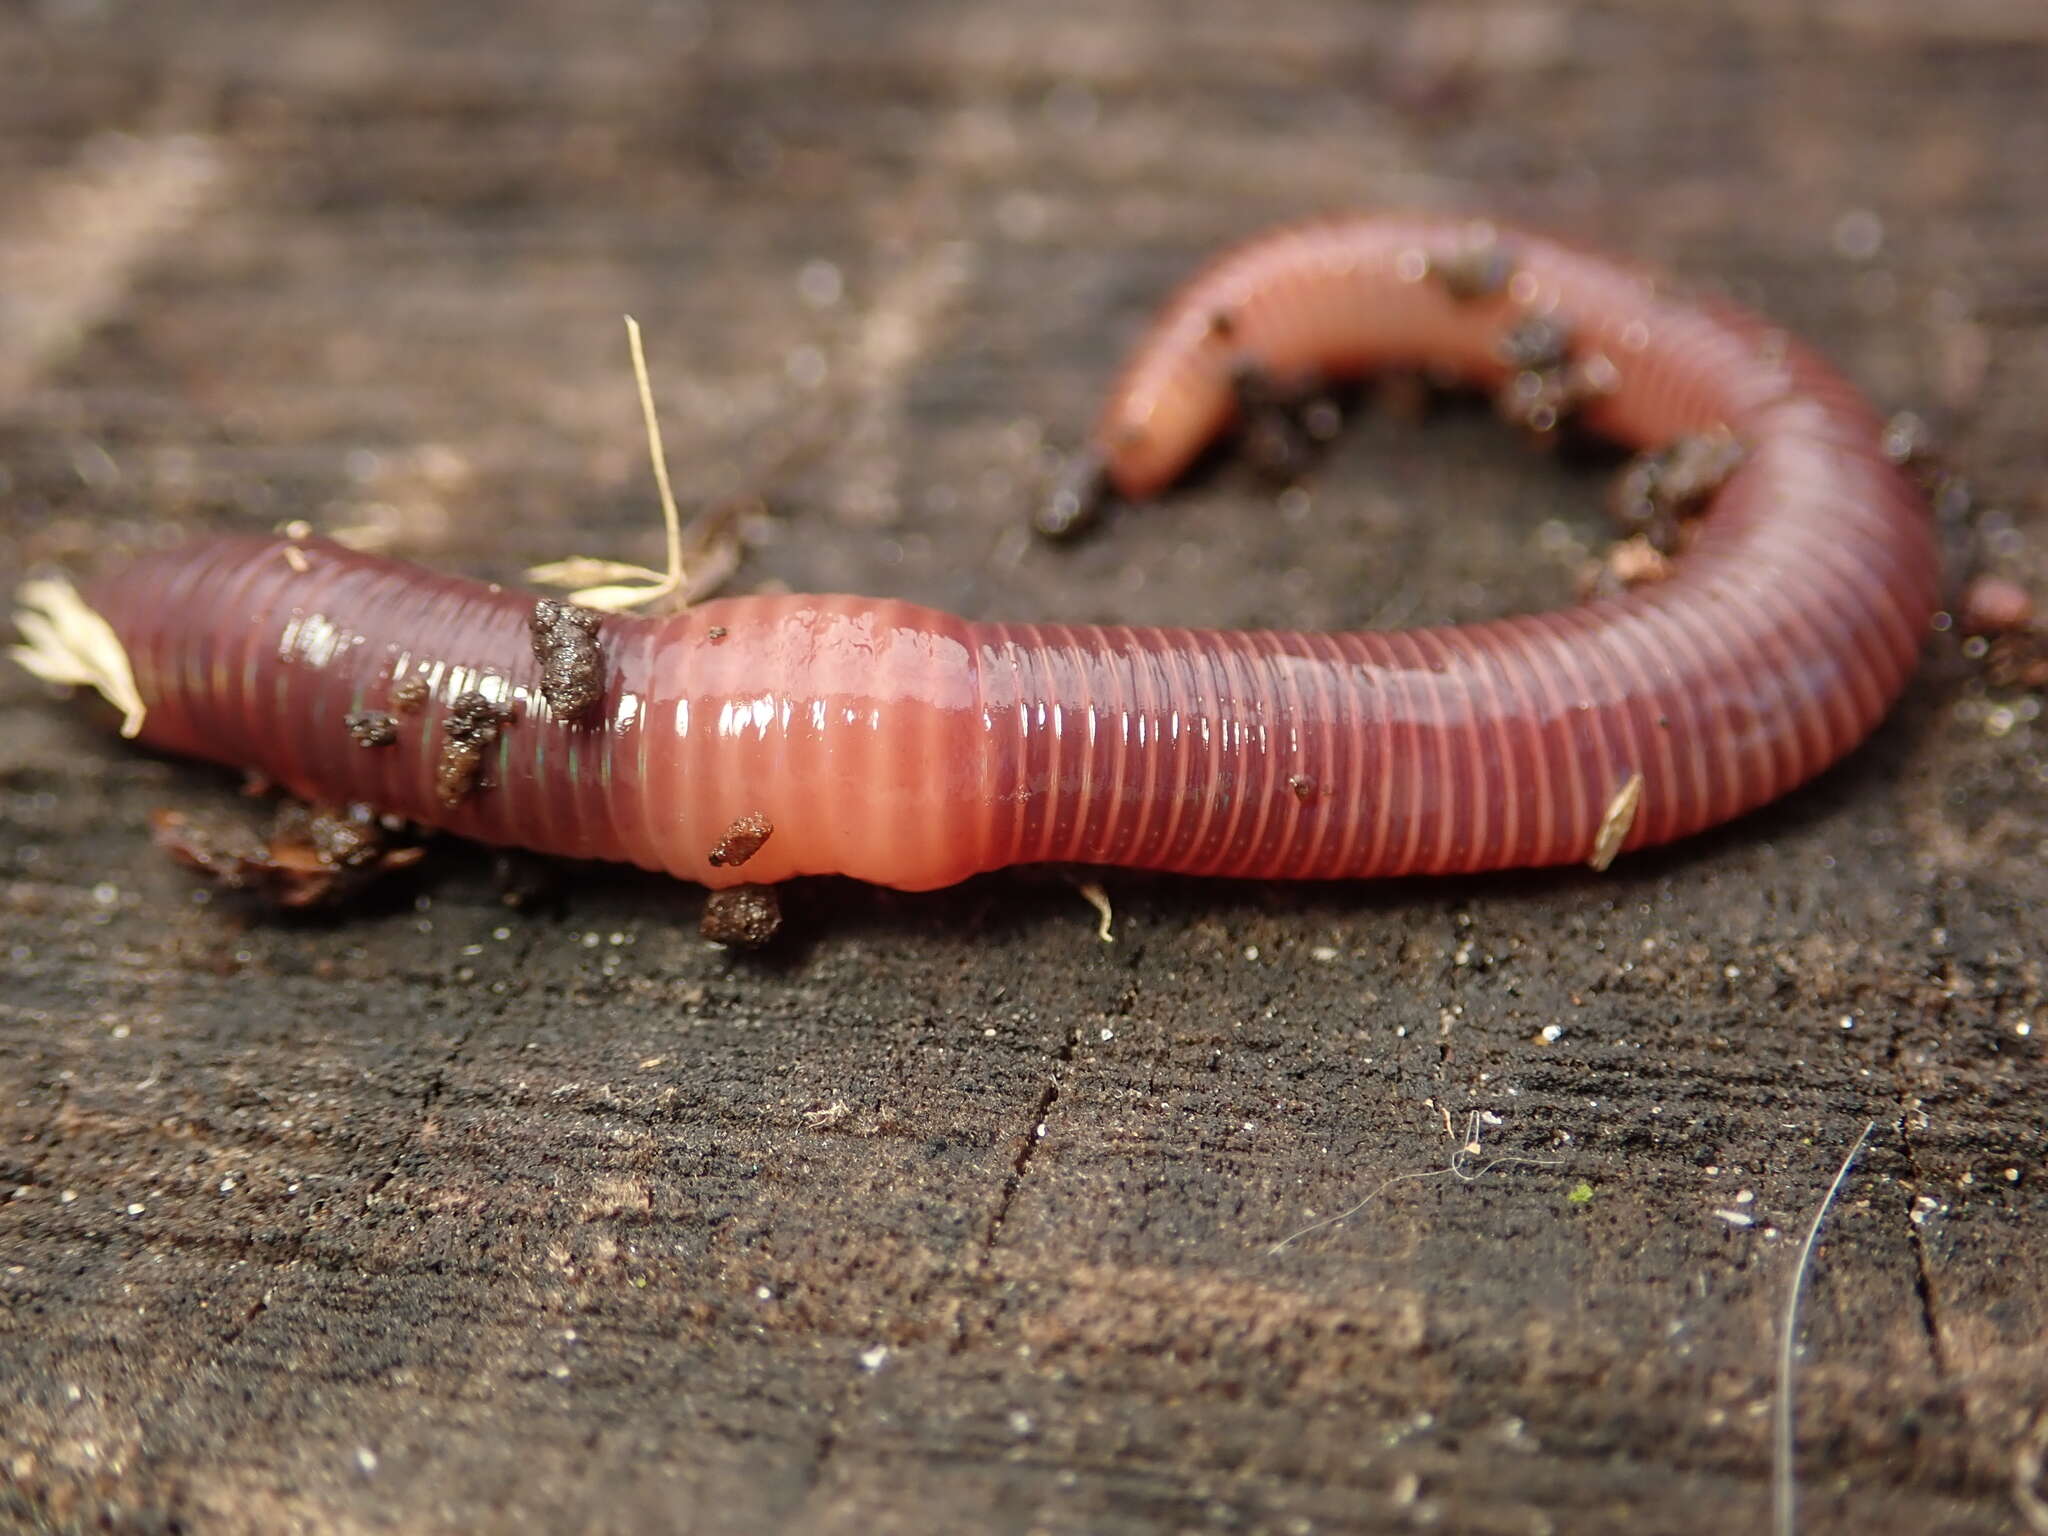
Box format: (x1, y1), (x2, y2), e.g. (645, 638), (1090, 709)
(700, 884), (784, 946)
(707, 811), (774, 869)
(434, 690), (509, 808)
(1608, 431), (1746, 553)
(1427, 236), (1515, 301)
(150, 799), (423, 907)
(528, 598), (604, 717)
(344, 709), (399, 747)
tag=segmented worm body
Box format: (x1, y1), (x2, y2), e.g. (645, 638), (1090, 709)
(71, 214), (1935, 891)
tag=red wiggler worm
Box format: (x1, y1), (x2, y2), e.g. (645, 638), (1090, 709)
(30, 214), (1937, 892)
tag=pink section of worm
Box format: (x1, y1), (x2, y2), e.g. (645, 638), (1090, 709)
(82, 214), (1936, 891)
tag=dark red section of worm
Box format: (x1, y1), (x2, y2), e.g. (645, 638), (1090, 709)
(85, 214), (1937, 890)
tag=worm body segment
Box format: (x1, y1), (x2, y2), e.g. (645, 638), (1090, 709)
(70, 215), (1936, 890)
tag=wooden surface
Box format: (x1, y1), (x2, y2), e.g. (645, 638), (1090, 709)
(3, 3), (2045, 1532)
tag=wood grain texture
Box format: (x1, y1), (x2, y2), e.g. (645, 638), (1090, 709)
(2, 3), (2043, 1534)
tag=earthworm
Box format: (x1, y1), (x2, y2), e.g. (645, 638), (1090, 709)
(31, 213), (1935, 892)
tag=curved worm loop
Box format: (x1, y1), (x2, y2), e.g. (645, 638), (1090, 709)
(81, 214), (1935, 890)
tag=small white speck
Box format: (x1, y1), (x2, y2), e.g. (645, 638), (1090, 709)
(1723, 965), (1742, 980)
(1310, 946), (1339, 962)
(218, 1177), (236, 1193)
(1715, 1209), (1755, 1227)
(1538, 1024), (1564, 1044)
(1243, 945), (1260, 961)
(1734, 1189), (1755, 1204)
(1099, 1028), (1115, 1042)
(797, 259), (844, 309)
(1008, 1410), (1034, 1436)
(756, 1285), (774, 1301)
(550, 1364), (571, 1379)
(858, 1344), (889, 1371)
(1911, 1195), (1942, 1226)
(2017, 1021), (2032, 1038)
(92, 882), (119, 906)
(1839, 1015), (1855, 1030)
(2006, 1168), (2021, 1183)
(1831, 208), (1885, 262)
(493, 926), (511, 941)
(60, 1189), (77, 1204)
(125, 1203), (145, 1216)
(355, 1447), (378, 1474)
